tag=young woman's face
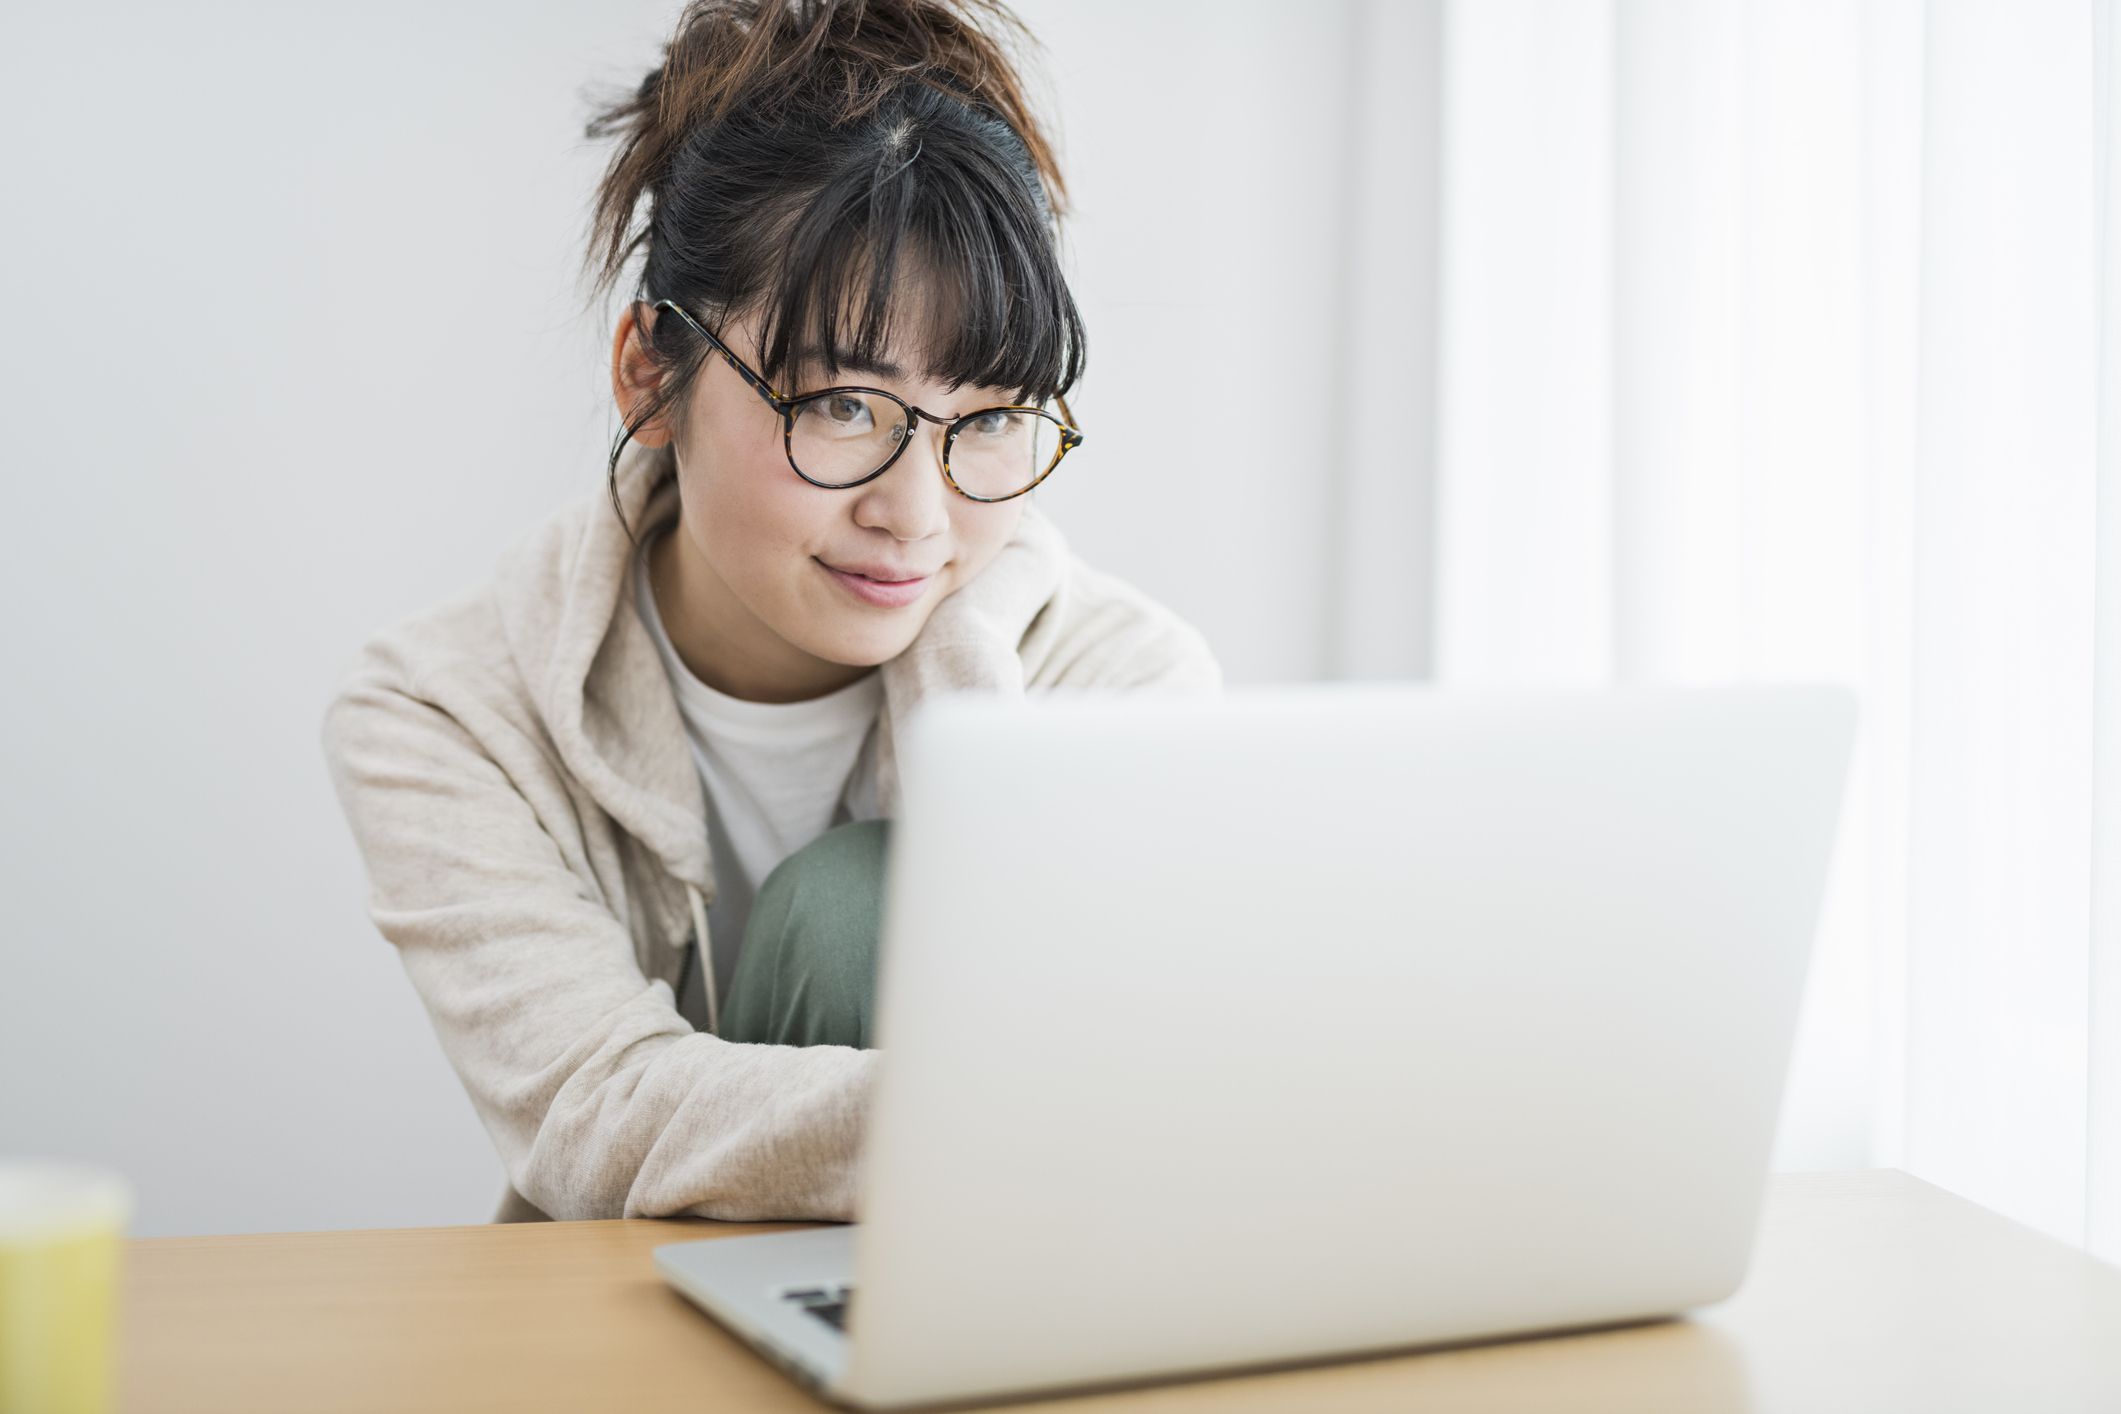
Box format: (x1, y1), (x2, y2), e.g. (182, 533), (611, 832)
(615, 304), (1028, 702)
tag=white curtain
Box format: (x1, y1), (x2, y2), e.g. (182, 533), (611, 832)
(1431, 0), (2121, 1256)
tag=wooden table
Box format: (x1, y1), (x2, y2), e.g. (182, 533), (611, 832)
(122, 1170), (2121, 1413)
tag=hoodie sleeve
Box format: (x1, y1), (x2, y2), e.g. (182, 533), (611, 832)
(323, 662), (875, 1223)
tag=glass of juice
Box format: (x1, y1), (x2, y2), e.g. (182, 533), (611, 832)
(0, 1162), (133, 1414)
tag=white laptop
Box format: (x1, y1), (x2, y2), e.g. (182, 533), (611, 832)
(656, 684), (1855, 1409)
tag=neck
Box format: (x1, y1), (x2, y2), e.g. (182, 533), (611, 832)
(647, 529), (870, 704)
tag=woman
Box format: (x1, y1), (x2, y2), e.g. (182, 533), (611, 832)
(324, 0), (1217, 1225)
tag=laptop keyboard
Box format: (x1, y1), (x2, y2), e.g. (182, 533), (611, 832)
(779, 1283), (853, 1332)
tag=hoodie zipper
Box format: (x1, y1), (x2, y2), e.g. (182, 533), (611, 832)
(686, 883), (719, 1036)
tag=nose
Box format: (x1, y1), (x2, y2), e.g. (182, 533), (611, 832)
(850, 416), (953, 541)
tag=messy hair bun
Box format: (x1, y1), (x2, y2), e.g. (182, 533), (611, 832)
(588, 0), (1085, 493)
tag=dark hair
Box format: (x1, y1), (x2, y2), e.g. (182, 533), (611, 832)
(588, 0), (1085, 511)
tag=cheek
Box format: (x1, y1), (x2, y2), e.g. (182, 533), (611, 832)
(680, 413), (832, 577)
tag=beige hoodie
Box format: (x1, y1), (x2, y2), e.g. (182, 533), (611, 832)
(323, 448), (1220, 1223)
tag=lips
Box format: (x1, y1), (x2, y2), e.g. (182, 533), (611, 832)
(819, 559), (935, 609)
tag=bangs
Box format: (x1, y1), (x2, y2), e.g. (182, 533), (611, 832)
(740, 93), (1084, 403)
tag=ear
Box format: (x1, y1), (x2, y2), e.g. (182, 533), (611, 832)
(611, 302), (675, 449)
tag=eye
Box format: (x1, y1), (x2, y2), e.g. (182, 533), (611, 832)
(822, 394), (872, 429)
(965, 410), (1022, 439)
(796, 393), (881, 439)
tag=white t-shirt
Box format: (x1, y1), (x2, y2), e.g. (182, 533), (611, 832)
(635, 542), (883, 1014)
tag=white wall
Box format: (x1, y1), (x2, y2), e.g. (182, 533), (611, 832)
(1, 1), (1430, 1236)
(1018, 0), (1439, 683)
(0, 0), (690, 1237)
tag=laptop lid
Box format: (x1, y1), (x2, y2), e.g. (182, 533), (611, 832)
(842, 685), (1854, 1409)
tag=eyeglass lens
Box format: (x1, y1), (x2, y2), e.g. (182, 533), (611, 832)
(789, 392), (1063, 498)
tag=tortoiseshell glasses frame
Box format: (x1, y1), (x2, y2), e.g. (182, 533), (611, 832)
(650, 299), (1083, 503)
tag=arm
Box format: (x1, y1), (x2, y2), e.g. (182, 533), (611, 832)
(323, 671), (874, 1222)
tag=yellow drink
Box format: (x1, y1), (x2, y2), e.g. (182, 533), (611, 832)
(0, 1164), (132, 1414)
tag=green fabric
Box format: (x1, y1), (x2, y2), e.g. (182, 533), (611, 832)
(719, 820), (889, 1049)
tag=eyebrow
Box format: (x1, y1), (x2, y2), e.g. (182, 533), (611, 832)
(790, 343), (906, 384)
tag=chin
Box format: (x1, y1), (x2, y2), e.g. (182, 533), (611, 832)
(806, 619), (926, 670)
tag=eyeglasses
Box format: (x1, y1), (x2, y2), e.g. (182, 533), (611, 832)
(651, 300), (1083, 503)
